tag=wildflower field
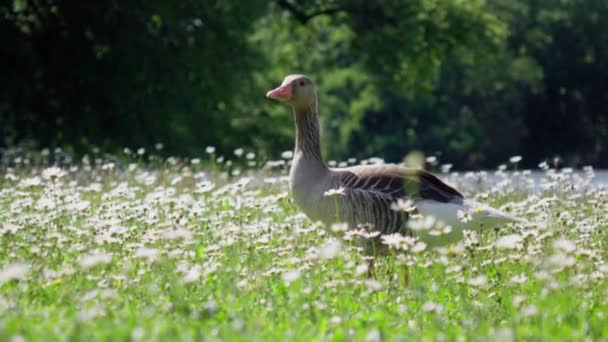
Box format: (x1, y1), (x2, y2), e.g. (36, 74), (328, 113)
(1, 148), (607, 341)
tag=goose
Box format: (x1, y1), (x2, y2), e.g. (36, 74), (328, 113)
(266, 74), (523, 249)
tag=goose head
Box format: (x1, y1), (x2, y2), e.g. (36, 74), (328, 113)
(266, 74), (316, 110)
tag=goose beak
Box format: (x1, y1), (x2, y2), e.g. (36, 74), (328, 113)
(266, 84), (292, 101)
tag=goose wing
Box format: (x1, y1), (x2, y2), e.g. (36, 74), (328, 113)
(336, 164), (463, 203)
(329, 165), (463, 233)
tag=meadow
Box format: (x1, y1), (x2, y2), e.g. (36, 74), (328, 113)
(0, 148), (607, 341)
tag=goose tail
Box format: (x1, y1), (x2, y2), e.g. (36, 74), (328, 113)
(415, 199), (527, 230)
(462, 199), (528, 226)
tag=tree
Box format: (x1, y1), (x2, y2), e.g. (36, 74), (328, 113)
(252, 0), (506, 165)
(1, 0), (266, 154)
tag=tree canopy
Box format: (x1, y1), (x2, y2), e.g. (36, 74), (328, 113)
(1, 0), (606, 168)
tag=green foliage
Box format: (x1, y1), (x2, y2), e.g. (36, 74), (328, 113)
(1, 0), (607, 167)
(1, 0), (267, 153)
(248, 0), (505, 164)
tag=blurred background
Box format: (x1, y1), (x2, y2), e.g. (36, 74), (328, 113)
(1, 0), (607, 169)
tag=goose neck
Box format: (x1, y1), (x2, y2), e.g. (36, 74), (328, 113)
(293, 103), (325, 166)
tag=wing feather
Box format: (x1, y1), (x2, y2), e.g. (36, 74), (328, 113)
(329, 165), (463, 234)
(336, 165), (463, 203)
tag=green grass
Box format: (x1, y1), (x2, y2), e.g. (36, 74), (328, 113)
(0, 153), (607, 341)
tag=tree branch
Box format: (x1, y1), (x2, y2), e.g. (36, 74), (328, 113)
(276, 0), (343, 24)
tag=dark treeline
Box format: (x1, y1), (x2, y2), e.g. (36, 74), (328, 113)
(1, 0), (607, 168)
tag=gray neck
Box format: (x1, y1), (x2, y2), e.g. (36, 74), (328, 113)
(293, 101), (326, 166)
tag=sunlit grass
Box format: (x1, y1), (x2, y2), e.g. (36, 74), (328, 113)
(0, 148), (607, 340)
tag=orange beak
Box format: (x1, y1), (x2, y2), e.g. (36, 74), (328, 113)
(266, 84), (292, 101)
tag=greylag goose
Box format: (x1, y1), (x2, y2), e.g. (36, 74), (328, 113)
(267, 74), (523, 247)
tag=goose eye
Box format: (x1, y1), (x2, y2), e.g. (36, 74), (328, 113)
(299, 81), (305, 87)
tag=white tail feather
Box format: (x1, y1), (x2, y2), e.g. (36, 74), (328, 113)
(416, 199), (524, 229)
(413, 199), (525, 246)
